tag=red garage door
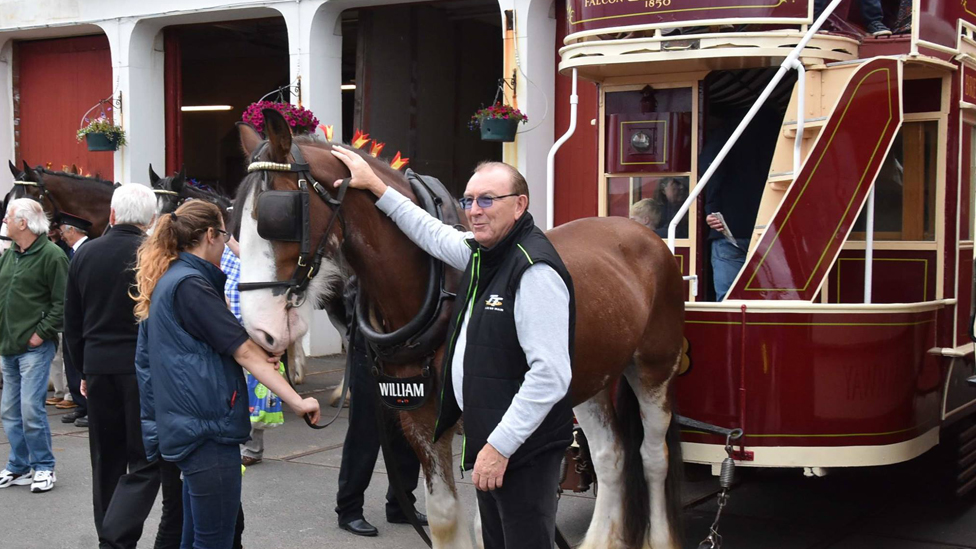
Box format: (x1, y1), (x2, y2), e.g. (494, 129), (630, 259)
(15, 35), (114, 180)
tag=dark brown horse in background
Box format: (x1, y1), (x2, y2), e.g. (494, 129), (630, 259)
(235, 111), (685, 549)
(7, 160), (115, 236)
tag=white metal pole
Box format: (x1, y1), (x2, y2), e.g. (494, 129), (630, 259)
(546, 69), (579, 231)
(793, 61), (806, 176)
(666, 0), (844, 252)
(864, 186), (875, 303)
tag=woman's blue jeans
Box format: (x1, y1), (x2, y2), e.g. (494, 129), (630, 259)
(176, 440), (242, 549)
(1, 341), (57, 473)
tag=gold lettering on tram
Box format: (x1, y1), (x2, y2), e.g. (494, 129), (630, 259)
(581, 0), (672, 7)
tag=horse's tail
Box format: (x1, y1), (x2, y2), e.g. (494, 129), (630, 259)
(616, 376), (684, 548)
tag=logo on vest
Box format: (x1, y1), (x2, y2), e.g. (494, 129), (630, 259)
(485, 294), (504, 311)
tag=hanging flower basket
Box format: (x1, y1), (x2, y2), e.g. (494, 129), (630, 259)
(84, 132), (120, 152)
(242, 101), (319, 135)
(469, 103), (527, 143)
(77, 114), (126, 152)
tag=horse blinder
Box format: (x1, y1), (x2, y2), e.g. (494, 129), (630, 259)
(256, 190), (305, 243)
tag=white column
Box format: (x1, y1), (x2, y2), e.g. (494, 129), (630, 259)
(501, 0), (556, 226)
(0, 38), (13, 194)
(97, 18), (165, 185)
(276, 0), (344, 357)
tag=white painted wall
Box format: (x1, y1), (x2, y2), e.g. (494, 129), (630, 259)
(0, 0), (558, 354)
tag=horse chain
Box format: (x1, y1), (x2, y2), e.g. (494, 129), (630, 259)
(698, 430), (742, 549)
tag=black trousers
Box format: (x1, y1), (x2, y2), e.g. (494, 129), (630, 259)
(89, 374), (182, 549)
(476, 448), (564, 549)
(335, 345), (422, 524)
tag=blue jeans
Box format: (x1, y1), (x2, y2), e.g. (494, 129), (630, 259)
(1, 341), (57, 473)
(815, 0), (884, 24)
(711, 238), (751, 301)
(177, 440), (242, 549)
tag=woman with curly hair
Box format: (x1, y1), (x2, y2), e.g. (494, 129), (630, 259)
(132, 200), (320, 548)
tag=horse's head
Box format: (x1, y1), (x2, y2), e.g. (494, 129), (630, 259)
(235, 109), (347, 353)
(149, 164), (185, 217)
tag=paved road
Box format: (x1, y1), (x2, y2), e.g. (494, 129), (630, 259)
(1, 355), (975, 548)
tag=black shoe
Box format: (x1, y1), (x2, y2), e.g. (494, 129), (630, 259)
(339, 518), (378, 537)
(387, 511), (428, 526)
(61, 411), (84, 424)
(74, 417), (89, 428)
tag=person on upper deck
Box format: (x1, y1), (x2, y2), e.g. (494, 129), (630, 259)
(330, 149), (575, 549)
(815, 0), (891, 36)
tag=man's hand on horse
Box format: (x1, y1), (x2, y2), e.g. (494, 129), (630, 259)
(330, 145), (387, 197)
(472, 443), (509, 491)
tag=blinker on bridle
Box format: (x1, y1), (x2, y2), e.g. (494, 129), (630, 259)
(237, 142), (351, 308)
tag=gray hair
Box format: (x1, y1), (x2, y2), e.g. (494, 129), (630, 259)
(8, 198), (50, 236)
(112, 183), (156, 226)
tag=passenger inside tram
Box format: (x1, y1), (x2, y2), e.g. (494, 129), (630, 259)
(815, 0), (912, 36)
(701, 103), (785, 301)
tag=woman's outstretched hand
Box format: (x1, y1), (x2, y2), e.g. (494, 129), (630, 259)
(293, 397), (321, 425)
(330, 145), (388, 198)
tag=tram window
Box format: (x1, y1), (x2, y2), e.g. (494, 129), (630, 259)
(965, 124), (976, 242)
(852, 121), (938, 241)
(608, 176), (690, 239)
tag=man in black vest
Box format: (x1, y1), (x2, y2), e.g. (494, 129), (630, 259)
(57, 212), (92, 427)
(63, 185), (182, 549)
(331, 149), (575, 549)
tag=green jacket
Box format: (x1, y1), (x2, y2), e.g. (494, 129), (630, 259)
(0, 236), (69, 356)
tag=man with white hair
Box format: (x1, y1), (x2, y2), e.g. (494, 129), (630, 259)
(0, 198), (69, 493)
(63, 183), (181, 548)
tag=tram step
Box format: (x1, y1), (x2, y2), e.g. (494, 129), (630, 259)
(959, 423), (976, 443)
(956, 474), (976, 498)
(960, 436), (976, 458)
(958, 460), (976, 483)
(960, 446), (976, 469)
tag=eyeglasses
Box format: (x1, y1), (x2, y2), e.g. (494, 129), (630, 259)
(214, 228), (231, 243)
(458, 194), (519, 210)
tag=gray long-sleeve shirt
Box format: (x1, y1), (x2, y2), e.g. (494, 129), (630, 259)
(375, 187), (572, 458)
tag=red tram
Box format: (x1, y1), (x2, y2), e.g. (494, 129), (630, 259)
(554, 0), (976, 496)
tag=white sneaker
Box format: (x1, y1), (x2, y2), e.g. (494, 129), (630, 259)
(29, 470), (55, 493)
(0, 468), (33, 488)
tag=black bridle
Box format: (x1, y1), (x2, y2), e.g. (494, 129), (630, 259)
(12, 173), (63, 222)
(237, 142), (351, 308)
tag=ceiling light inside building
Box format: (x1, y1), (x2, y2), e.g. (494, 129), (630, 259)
(181, 105), (233, 112)
(341, 84), (356, 91)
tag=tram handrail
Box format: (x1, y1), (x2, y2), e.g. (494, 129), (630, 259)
(666, 0), (845, 253)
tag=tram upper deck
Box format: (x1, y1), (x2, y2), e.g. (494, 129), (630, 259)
(560, 0), (967, 79)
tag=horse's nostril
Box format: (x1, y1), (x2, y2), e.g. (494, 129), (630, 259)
(264, 332), (275, 347)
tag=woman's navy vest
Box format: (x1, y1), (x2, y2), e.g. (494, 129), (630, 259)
(140, 253), (250, 462)
(433, 213), (576, 471)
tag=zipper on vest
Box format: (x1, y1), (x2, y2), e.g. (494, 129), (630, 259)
(457, 251), (480, 475)
(434, 249), (481, 442)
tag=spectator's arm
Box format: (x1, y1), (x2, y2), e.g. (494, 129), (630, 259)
(35, 251), (69, 341)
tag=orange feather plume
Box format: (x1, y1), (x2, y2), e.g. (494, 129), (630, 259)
(319, 124), (334, 141)
(369, 141), (385, 157)
(390, 151), (410, 170)
(352, 129), (371, 149)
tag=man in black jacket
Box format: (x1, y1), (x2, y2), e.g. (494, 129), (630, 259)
(58, 212), (92, 427)
(331, 149), (575, 549)
(63, 185), (181, 549)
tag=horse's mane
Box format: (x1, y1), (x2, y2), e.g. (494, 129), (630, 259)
(35, 167), (114, 187)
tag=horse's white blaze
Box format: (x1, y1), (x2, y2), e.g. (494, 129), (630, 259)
(238, 190), (339, 352)
(575, 395), (629, 549)
(427, 472), (473, 549)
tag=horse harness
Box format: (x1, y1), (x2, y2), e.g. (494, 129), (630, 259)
(241, 142), (463, 547)
(12, 173), (63, 223)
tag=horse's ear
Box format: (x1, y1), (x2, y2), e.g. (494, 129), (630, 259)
(172, 166), (185, 193)
(22, 160), (31, 176)
(70, 164), (79, 175)
(8, 160), (22, 179)
(261, 108), (292, 163)
(237, 121), (262, 157)
(148, 164), (160, 185)
(22, 161), (38, 182)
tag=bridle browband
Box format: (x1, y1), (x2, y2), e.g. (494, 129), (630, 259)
(237, 142), (351, 308)
(14, 174), (63, 223)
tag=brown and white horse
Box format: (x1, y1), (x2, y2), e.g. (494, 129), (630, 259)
(235, 111), (685, 549)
